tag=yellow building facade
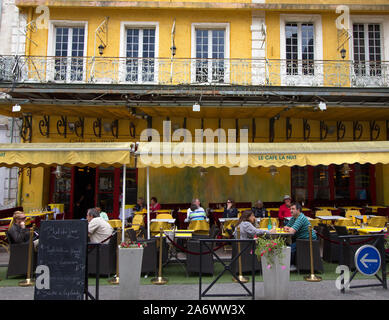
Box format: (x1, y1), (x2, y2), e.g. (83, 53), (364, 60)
(0, 0), (389, 216)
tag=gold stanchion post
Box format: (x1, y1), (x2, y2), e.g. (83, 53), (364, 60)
(151, 227), (168, 285)
(19, 224), (36, 287)
(304, 225), (322, 282)
(233, 226), (249, 283)
(109, 228), (121, 285)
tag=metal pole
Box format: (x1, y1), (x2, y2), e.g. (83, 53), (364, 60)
(233, 226), (249, 283)
(146, 166), (150, 240)
(121, 164), (126, 243)
(151, 227), (167, 285)
(109, 228), (121, 285)
(304, 225), (322, 282)
(19, 224), (35, 286)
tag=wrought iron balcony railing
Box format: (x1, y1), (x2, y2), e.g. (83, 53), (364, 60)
(0, 55), (388, 88)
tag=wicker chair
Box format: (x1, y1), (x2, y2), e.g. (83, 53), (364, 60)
(231, 241), (261, 275)
(186, 239), (214, 275)
(295, 239), (323, 274)
(88, 232), (117, 277)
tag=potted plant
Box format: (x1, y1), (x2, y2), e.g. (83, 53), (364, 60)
(118, 240), (145, 300)
(255, 236), (290, 300)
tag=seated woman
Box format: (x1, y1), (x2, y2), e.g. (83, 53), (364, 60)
(223, 198), (238, 218)
(134, 197), (146, 212)
(233, 210), (275, 239)
(187, 203), (207, 221)
(150, 197), (161, 212)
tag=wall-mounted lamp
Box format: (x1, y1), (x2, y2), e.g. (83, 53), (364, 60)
(193, 102), (201, 112)
(98, 44), (106, 56)
(340, 48), (346, 60)
(12, 104), (21, 112)
(68, 122), (75, 131)
(170, 45), (176, 57)
(52, 165), (63, 179)
(268, 165), (279, 177)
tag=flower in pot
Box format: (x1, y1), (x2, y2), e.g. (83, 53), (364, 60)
(118, 240), (146, 300)
(254, 236), (290, 300)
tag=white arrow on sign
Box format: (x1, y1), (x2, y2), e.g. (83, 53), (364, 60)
(360, 253), (378, 268)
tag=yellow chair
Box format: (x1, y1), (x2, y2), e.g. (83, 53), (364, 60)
(368, 216), (387, 228)
(315, 210), (332, 217)
(309, 219), (320, 227)
(259, 218), (279, 228)
(188, 220), (210, 235)
(128, 214), (145, 237)
(221, 220), (239, 238)
(108, 219), (123, 229)
(335, 218), (354, 227)
(345, 210), (360, 219)
(150, 213), (175, 236)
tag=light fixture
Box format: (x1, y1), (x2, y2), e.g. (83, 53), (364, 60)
(268, 166), (279, 177)
(170, 45), (176, 57)
(341, 163), (352, 177)
(318, 101), (327, 111)
(52, 165), (63, 179)
(12, 104), (21, 112)
(103, 122), (111, 132)
(98, 44), (105, 56)
(199, 167), (208, 177)
(340, 48), (346, 60)
(193, 102), (201, 112)
(68, 122), (75, 131)
(273, 114), (280, 121)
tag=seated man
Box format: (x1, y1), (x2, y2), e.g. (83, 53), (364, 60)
(95, 206), (109, 221)
(87, 208), (113, 244)
(283, 202), (317, 271)
(7, 211), (39, 250)
(187, 203), (207, 221)
(186, 198), (205, 220)
(252, 200), (267, 218)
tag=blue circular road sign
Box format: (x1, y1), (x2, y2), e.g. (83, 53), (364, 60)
(354, 245), (381, 276)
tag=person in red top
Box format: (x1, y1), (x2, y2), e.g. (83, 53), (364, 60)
(278, 195), (292, 226)
(150, 197), (161, 212)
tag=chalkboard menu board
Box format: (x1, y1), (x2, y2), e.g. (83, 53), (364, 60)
(34, 220), (88, 300)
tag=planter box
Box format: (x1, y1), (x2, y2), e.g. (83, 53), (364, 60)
(119, 247), (144, 300)
(260, 246), (291, 300)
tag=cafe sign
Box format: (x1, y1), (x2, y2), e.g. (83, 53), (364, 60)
(258, 154), (297, 163)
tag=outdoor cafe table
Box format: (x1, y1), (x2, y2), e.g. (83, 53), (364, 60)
(316, 215), (345, 225)
(364, 206), (387, 213)
(346, 226), (387, 235)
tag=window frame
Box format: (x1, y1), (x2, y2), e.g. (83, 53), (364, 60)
(190, 22), (230, 84)
(280, 14), (323, 86)
(119, 21), (159, 84)
(47, 20), (88, 83)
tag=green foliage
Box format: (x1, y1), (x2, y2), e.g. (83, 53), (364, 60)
(255, 236), (287, 267)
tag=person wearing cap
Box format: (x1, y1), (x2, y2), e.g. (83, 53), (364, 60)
(278, 195), (292, 226)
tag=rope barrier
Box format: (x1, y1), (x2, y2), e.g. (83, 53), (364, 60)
(315, 231), (374, 246)
(163, 232), (226, 256)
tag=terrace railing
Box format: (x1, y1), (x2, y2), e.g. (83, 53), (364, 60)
(0, 55), (388, 88)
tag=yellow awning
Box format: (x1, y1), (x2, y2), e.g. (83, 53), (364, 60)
(0, 143), (135, 168)
(136, 141), (389, 168)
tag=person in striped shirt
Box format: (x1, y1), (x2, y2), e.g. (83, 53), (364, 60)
(283, 202), (317, 271)
(188, 203), (207, 221)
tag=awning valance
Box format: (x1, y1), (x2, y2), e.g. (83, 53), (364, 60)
(135, 141), (389, 168)
(0, 142), (134, 168)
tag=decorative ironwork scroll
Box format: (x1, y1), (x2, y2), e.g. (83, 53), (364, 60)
(337, 121), (346, 141)
(20, 115), (32, 143)
(369, 120), (380, 141)
(93, 118), (102, 138)
(74, 117), (85, 138)
(286, 117), (292, 140)
(303, 119), (310, 141)
(129, 122), (136, 138)
(320, 121), (328, 141)
(111, 119), (119, 138)
(252, 118), (256, 142)
(353, 121), (363, 141)
(56, 116), (67, 138)
(269, 117), (275, 142)
(38, 115), (50, 138)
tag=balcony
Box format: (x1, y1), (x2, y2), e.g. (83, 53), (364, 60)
(0, 55), (388, 88)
